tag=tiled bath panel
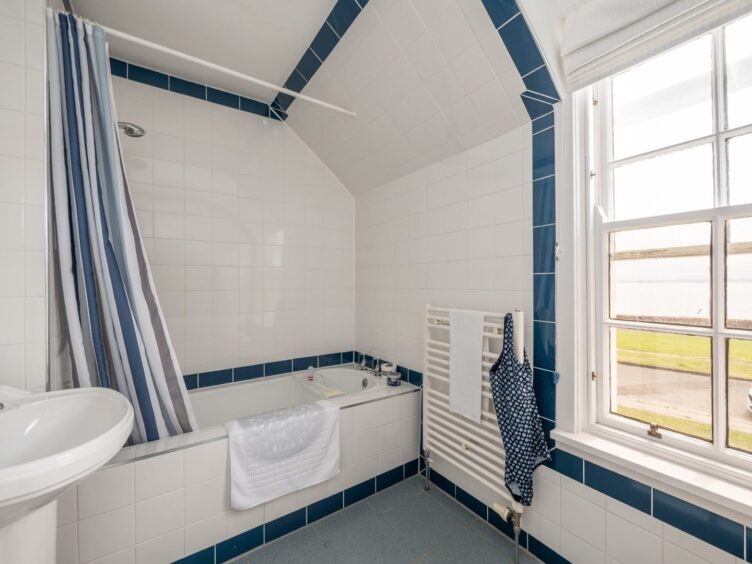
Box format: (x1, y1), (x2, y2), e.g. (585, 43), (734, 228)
(55, 391), (420, 563)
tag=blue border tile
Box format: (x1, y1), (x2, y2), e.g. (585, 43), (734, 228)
(533, 224), (555, 274)
(310, 23), (340, 61)
(533, 126), (555, 179)
(404, 459), (419, 478)
(183, 374), (198, 390)
(522, 94), (553, 120)
(408, 370), (423, 387)
(532, 111), (554, 134)
(498, 15), (544, 77)
(481, 0), (520, 28)
(110, 57), (127, 78)
(234, 363), (264, 382)
(533, 367), (556, 420)
(456, 487), (487, 519)
(529, 534), (570, 564)
(293, 356), (318, 372)
(653, 490), (744, 558)
(746, 527), (752, 563)
(199, 368), (232, 388)
(489, 508), (528, 546)
(345, 478), (376, 506)
(285, 71), (307, 93)
(173, 547), (214, 564)
(327, 0), (361, 36)
(308, 492), (344, 524)
(342, 350), (354, 363)
(240, 96), (269, 117)
(533, 321), (555, 372)
(376, 466), (404, 491)
(533, 176), (555, 226)
(296, 48), (322, 82)
(207, 87), (239, 109)
(429, 469), (456, 497)
(319, 352), (343, 367)
(216, 526), (263, 563)
(128, 64), (168, 90)
(170, 76), (206, 100)
(534, 274), (555, 322)
(265, 508), (306, 543)
(547, 450), (583, 482)
(265, 359), (292, 377)
(584, 462), (651, 514)
(523, 65), (559, 101)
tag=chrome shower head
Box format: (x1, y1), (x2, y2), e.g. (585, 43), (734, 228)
(118, 121), (146, 138)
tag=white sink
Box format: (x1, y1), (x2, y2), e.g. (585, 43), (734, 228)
(0, 385), (134, 528)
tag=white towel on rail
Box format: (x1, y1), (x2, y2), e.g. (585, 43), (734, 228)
(225, 400), (340, 510)
(449, 309), (484, 422)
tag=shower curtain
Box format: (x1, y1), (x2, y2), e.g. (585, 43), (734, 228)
(46, 10), (197, 444)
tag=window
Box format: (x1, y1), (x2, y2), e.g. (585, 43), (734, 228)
(589, 13), (752, 467)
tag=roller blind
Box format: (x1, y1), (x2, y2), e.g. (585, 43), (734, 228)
(563, 0), (752, 90)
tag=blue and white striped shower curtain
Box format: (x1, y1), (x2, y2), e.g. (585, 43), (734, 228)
(46, 11), (197, 444)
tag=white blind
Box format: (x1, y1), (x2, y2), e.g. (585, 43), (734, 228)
(563, 0), (752, 90)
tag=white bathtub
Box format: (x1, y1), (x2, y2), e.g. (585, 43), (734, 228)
(57, 365), (420, 563)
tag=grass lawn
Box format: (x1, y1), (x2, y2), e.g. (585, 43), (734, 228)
(616, 406), (752, 452)
(616, 329), (752, 380)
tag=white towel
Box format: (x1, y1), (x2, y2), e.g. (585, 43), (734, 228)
(225, 400), (340, 510)
(449, 309), (484, 422)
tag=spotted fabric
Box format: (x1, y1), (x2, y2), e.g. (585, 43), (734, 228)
(489, 313), (551, 506)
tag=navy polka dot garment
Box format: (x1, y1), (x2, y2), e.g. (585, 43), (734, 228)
(489, 313), (551, 506)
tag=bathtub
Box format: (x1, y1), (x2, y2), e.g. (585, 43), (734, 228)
(57, 365), (421, 563)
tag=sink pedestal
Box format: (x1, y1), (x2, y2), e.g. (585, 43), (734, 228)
(0, 501), (57, 563)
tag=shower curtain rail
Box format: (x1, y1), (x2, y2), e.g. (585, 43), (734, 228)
(57, 10), (357, 117)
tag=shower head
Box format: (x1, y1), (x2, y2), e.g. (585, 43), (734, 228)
(118, 121), (146, 138)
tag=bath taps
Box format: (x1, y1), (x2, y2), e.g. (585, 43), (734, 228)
(358, 354), (367, 370)
(374, 358), (382, 377)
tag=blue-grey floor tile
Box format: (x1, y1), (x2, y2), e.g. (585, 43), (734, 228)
(235, 525), (322, 563)
(424, 519), (536, 564)
(314, 501), (418, 563)
(367, 475), (424, 514)
(383, 488), (472, 554)
(288, 543), (336, 564)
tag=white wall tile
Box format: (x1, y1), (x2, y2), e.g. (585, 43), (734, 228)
(184, 513), (226, 555)
(184, 475), (227, 524)
(560, 529), (606, 564)
(78, 504), (135, 563)
(605, 511), (661, 564)
(135, 528), (184, 564)
(116, 84), (355, 372)
(135, 489), (184, 543)
(183, 438), (228, 485)
(134, 450), (184, 501)
(560, 488), (605, 551)
(77, 464), (134, 520)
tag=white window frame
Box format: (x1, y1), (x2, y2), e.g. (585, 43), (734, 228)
(585, 22), (752, 477)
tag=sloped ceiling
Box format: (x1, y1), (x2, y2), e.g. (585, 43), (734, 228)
(285, 0), (529, 194)
(71, 0), (530, 195)
(287, 0), (529, 194)
(70, 0), (337, 103)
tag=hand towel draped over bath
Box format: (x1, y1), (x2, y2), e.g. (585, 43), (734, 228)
(225, 400), (340, 510)
(449, 309), (485, 422)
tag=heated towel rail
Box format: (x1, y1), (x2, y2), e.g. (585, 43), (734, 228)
(422, 305), (525, 561)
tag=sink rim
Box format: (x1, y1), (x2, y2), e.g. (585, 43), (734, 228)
(0, 387), (134, 510)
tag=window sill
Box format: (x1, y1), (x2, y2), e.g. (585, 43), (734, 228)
(551, 426), (752, 522)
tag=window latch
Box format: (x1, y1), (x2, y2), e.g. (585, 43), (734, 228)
(647, 423), (662, 439)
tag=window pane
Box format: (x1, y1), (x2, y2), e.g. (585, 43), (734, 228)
(611, 328), (712, 441)
(727, 339), (752, 453)
(728, 134), (752, 205)
(612, 144), (714, 220)
(610, 223), (711, 326)
(612, 35), (713, 160)
(726, 14), (752, 129)
(726, 217), (752, 328)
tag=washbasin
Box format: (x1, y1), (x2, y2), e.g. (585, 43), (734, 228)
(0, 385), (134, 528)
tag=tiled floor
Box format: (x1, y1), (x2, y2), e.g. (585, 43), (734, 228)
(230, 476), (539, 563)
